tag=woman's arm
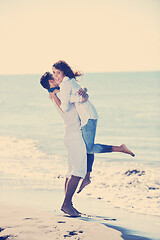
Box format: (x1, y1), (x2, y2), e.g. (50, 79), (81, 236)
(50, 90), (62, 109)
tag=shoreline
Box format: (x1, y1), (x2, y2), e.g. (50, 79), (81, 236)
(1, 188), (159, 240)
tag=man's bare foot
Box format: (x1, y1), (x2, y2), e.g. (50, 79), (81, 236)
(121, 144), (135, 157)
(61, 203), (80, 217)
(77, 178), (91, 194)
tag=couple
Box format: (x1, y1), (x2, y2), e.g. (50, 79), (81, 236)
(40, 60), (135, 217)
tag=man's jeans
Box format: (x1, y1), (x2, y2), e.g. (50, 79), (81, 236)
(82, 119), (112, 172)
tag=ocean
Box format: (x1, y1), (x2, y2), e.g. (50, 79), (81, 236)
(0, 72), (160, 219)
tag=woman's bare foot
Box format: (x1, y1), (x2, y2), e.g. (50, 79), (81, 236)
(120, 144), (135, 157)
(61, 203), (80, 217)
(77, 178), (91, 194)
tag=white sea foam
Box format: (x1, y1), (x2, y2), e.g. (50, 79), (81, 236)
(0, 136), (66, 189)
(80, 159), (160, 216)
(0, 136), (159, 217)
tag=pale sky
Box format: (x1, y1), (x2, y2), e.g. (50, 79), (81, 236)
(0, 0), (160, 74)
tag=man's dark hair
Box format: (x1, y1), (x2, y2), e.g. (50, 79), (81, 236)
(40, 72), (53, 89)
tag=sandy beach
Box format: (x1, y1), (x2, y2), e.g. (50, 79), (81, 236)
(0, 188), (159, 240)
(0, 203), (122, 240)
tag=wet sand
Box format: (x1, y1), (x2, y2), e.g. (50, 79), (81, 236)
(0, 188), (159, 240)
(0, 204), (122, 240)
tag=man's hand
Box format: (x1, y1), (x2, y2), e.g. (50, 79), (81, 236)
(82, 93), (89, 102)
(77, 87), (89, 102)
(78, 87), (88, 97)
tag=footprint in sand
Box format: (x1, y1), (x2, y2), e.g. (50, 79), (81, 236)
(63, 230), (83, 238)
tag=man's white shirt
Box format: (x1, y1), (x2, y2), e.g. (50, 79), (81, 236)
(53, 92), (81, 135)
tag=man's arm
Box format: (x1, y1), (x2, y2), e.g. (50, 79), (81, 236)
(70, 87), (89, 103)
(50, 81), (72, 112)
(51, 86), (88, 110)
(58, 81), (71, 112)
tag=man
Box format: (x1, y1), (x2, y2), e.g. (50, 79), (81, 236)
(40, 72), (87, 217)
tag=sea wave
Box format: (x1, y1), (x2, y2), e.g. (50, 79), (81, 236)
(0, 136), (66, 189)
(0, 136), (159, 217)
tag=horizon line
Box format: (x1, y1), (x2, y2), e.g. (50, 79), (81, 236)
(0, 70), (160, 76)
